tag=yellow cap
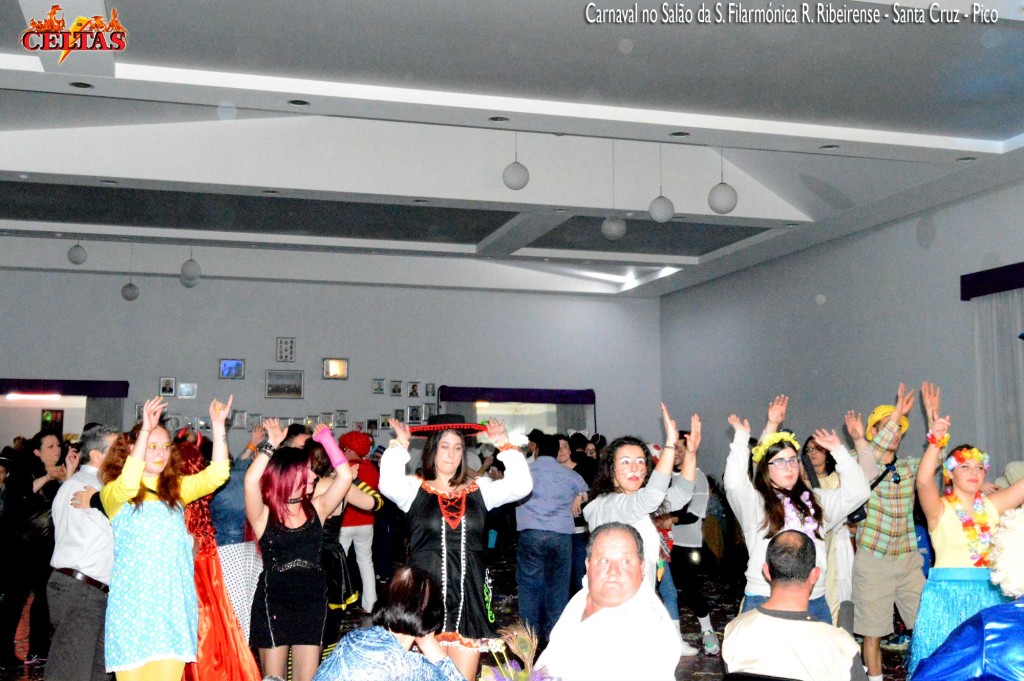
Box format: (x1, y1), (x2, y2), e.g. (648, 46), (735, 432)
(865, 405), (909, 440)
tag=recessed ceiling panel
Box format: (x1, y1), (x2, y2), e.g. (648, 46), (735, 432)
(529, 217), (768, 256)
(0, 182), (515, 243)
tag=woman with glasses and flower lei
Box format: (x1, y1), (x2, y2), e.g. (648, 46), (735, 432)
(725, 397), (870, 624)
(908, 392), (1024, 676)
(99, 396), (233, 681)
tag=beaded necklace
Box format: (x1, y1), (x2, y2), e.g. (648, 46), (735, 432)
(945, 490), (992, 567)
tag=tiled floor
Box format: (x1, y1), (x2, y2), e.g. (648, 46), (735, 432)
(2, 555), (910, 680)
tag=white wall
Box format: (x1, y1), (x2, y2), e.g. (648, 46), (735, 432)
(0, 396), (87, 443)
(0, 272), (662, 451)
(661, 177), (1024, 479)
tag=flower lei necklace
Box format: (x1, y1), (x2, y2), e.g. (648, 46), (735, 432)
(779, 490), (819, 538)
(945, 490), (992, 567)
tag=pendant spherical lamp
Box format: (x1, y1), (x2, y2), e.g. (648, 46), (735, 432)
(648, 195), (674, 223)
(601, 215), (627, 241)
(67, 243), (88, 265)
(121, 282), (139, 301)
(502, 161), (529, 190)
(708, 181), (738, 215)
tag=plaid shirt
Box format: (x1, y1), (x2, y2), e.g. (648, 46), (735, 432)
(855, 418), (921, 557)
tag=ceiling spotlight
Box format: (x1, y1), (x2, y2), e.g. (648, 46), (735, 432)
(413, 199), (429, 204)
(601, 216), (627, 241)
(669, 131), (690, 138)
(648, 144), (674, 223)
(287, 99), (309, 106)
(708, 149), (738, 215)
(957, 156), (977, 162)
(502, 132), (529, 190)
(262, 189), (280, 195)
(100, 179), (118, 185)
(121, 282), (139, 301)
(489, 116), (509, 122)
(819, 144), (840, 150)
(69, 81), (93, 89)
(67, 242), (88, 265)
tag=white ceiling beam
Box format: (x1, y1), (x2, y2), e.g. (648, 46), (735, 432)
(477, 213), (572, 256)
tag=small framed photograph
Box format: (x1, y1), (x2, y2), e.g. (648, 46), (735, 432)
(320, 412), (334, 426)
(353, 420), (366, 432)
(380, 413), (392, 427)
(219, 359), (245, 380)
(422, 403), (437, 420)
(335, 410), (349, 428)
(266, 370), (303, 399)
(394, 408), (406, 421)
(304, 415), (318, 430)
(164, 414), (181, 431)
(179, 382), (198, 399)
(276, 337), (296, 362)
(159, 377), (176, 397)
(197, 416), (211, 431)
(407, 381), (421, 398)
(366, 418), (379, 433)
(389, 380), (403, 396)
(231, 410), (248, 430)
(322, 358), (349, 380)
(134, 403), (144, 422)
(183, 416), (197, 430)
(248, 413), (262, 431)
(406, 405), (423, 423)
(425, 383), (436, 397)
(372, 378), (386, 394)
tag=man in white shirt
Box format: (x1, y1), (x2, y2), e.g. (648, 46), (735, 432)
(536, 522), (682, 681)
(723, 530), (867, 681)
(46, 424), (117, 681)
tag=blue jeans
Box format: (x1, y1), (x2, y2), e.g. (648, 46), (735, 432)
(517, 530), (572, 641)
(570, 531), (588, 597)
(741, 592), (833, 625)
(658, 562), (679, 619)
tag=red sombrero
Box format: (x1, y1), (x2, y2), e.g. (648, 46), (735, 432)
(408, 414), (486, 437)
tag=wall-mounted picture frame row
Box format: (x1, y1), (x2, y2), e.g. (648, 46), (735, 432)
(372, 379), (436, 398)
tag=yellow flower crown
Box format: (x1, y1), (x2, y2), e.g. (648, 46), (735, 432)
(752, 431), (801, 463)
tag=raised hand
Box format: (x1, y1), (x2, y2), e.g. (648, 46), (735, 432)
(844, 411), (865, 441)
(930, 415), (950, 441)
(389, 418), (411, 445)
(263, 418), (286, 448)
(921, 382), (941, 425)
(895, 382), (916, 418)
(812, 428), (842, 451)
(766, 395), (789, 426)
(141, 397), (166, 432)
(728, 414), (751, 434)
(250, 423), (266, 446)
(661, 403), (679, 448)
(63, 450), (81, 478)
(312, 423), (334, 445)
(209, 395), (233, 425)
(486, 419), (509, 446)
(684, 413), (701, 454)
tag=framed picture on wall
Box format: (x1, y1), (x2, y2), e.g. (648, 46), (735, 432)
(135, 403), (144, 421)
(165, 414), (181, 431)
(231, 410), (247, 430)
(159, 377), (176, 396)
(380, 413), (392, 426)
(394, 408), (405, 421)
(335, 410), (348, 428)
(178, 382), (197, 399)
(276, 337), (296, 362)
(219, 359), (245, 379)
(389, 380), (403, 396)
(320, 412), (334, 426)
(372, 378), (386, 395)
(422, 403), (437, 420)
(197, 416), (211, 431)
(425, 383), (436, 397)
(353, 420), (366, 432)
(406, 405), (423, 423)
(248, 413), (262, 431)
(322, 358), (349, 380)
(407, 382), (421, 398)
(366, 418), (379, 433)
(266, 370), (303, 399)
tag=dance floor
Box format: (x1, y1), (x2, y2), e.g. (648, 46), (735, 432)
(2, 551), (910, 681)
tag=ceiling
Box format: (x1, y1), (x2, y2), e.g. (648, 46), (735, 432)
(1, 0), (1023, 297)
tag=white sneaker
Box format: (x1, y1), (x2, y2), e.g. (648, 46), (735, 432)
(702, 630), (721, 655)
(679, 639), (699, 657)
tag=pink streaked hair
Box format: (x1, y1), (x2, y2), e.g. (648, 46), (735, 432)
(260, 447), (312, 525)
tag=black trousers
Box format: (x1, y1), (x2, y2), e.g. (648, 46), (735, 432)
(670, 545), (710, 620)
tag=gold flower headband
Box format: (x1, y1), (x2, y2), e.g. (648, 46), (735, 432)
(751, 431), (801, 463)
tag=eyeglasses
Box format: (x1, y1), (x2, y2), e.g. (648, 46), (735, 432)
(615, 457), (647, 468)
(768, 456), (800, 470)
(146, 442), (172, 450)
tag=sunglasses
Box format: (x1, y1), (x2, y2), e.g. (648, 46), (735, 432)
(885, 463), (901, 484)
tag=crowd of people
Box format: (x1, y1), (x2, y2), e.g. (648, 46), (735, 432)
(1, 381), (1023, 681)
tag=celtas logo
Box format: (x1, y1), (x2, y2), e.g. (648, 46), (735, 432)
(22, 5), (127, 64)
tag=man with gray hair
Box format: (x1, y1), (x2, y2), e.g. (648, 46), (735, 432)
(536, 522), (682, 681)
(46, 424), (118, 681)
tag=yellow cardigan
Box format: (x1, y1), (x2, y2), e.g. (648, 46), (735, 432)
(101, 456), (230, 518)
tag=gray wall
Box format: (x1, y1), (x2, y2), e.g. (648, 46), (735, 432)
(0, 272), (662, 451)
(661, 177), (1024, 479)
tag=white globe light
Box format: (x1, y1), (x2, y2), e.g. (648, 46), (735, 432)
(121, 282), (139, 301)
(181, 258), (202, 280)
(67, 244), (88, 265)
(502, 161), (529, 190)
(648, 195), (675, 223)
(708, 182), (738, 214)
(601, 216), (627, 241)
(180, 274), (199, 288)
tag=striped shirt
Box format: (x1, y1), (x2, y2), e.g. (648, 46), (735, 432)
(855, 419), (921, 557)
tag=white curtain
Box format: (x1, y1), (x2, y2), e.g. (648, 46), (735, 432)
(973, 288), (1024, 471)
